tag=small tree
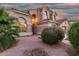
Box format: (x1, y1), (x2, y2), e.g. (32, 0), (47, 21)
(0, 8), (19, 51)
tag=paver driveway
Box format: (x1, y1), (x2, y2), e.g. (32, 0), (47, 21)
(0, 35), (71, 56)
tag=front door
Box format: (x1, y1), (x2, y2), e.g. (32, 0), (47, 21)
(31, 14), (38, 35)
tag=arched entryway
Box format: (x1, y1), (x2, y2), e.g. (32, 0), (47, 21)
(31, 14), (38, 35)
(16, 17), (28, 32)
(16, 16), (32, 36)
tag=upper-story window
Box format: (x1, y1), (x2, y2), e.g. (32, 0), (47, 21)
(42, 10), (49, 20)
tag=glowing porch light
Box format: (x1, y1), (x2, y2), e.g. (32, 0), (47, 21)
(32, 17), (39, 25)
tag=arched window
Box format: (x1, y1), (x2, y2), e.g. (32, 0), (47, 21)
(42, 10), (49, 20)
(19, 17), (27, 25)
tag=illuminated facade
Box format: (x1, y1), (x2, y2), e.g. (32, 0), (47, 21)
(6, 6), (69, 36)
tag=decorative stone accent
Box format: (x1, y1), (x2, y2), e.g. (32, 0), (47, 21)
(23, 48), (48, 56)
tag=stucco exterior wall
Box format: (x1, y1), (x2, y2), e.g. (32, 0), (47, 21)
(7, 10), (32, 36)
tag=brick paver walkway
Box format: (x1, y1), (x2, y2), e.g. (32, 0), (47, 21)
(0, 35), (71, 56)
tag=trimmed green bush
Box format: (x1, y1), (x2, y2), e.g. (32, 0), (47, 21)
(0, 8), (19, 51)
(0, 36), (16, 51)
(68, 21), (79, 55)
(41, 26), (64, 45)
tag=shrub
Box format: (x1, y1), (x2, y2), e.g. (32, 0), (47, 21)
(0, 8), (19, 51)
(0, 36), (16, 51)
(68, 21), (79, 55)
(41, 26), (64, 45)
